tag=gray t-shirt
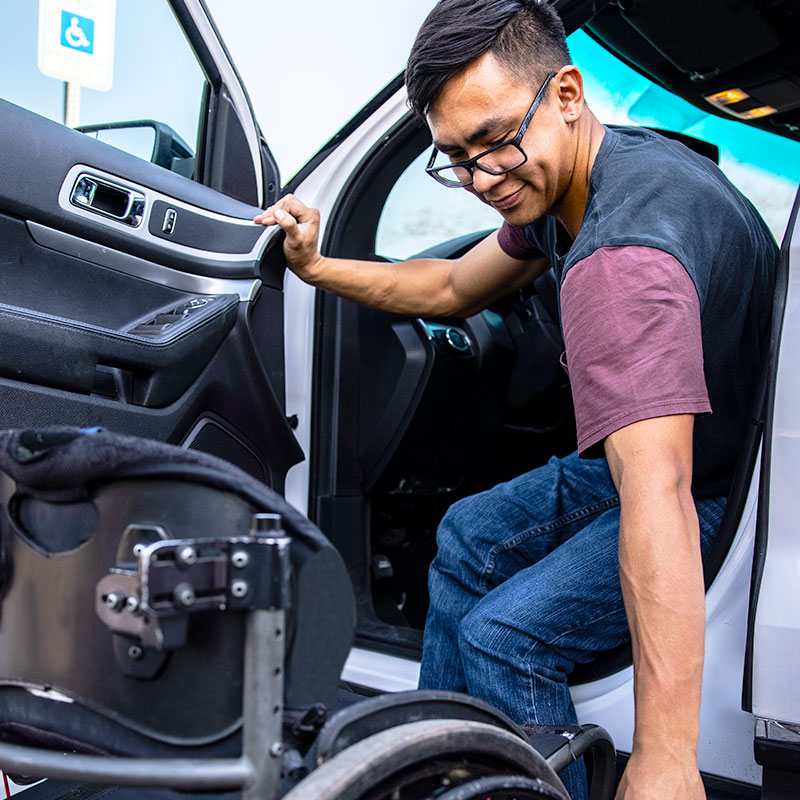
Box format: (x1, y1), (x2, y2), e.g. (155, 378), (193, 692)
(497, 125), (778, 498)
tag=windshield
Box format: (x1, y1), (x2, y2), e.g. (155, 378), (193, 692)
(570, 29), (800, 242)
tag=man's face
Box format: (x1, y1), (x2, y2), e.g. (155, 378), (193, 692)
(426, 52), (577, 227)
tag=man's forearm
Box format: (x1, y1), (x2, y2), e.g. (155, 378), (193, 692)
(297, 253), (475, 317)
(605, 415), (707, 798)
(618, 483), (705, 755)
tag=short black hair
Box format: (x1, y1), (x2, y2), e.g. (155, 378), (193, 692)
(405, 0), (571, 118)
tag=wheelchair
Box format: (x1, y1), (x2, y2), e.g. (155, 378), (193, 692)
(0, 427), (616, 800)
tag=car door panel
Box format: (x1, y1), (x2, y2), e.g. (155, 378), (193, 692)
(0, 3), (299, 492)
(0, 100), (269, 278)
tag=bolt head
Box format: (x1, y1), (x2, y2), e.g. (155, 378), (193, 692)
(105, 592), (124, 612)
(175, 584), (196, 607)
(128, 645), (143, 660)
(125, 595), (140, 614)
(231, 580), (249, 599)
(132, 544), (145, 557)
(269, 742), (285, 758)
(176, 546), (197, 567)
(231, 550), (249, 569)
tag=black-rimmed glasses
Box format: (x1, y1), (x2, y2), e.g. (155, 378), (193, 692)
(425, 72), (557, 188)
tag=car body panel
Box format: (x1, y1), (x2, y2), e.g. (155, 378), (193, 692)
(751, 192), (800, 724)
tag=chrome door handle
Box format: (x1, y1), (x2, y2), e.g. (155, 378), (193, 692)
(70, 174), (146, 227)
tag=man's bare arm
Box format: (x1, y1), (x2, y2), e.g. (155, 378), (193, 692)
(605, 415), (707, 800)
(254, 194), (548, 317)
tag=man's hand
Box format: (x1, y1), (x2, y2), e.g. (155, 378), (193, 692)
(254, 194), (324, 281)
(615, 749), (705, 800)
(605, 414), (707, 800)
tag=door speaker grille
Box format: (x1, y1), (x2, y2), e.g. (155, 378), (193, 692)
(183, 419), (267, 484)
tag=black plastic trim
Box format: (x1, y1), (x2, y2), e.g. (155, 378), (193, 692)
(148, 199), (262, 254)
(197, 0), (280, 206)
(169, 0), (280, 207)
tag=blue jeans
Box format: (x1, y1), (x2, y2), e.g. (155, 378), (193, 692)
(418, 451), (726, 799)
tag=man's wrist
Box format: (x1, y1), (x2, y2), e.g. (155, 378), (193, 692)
(633, 722), (699, 758)
(291, 252), (326, 284)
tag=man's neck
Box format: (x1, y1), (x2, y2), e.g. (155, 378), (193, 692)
(552, 111), (606, 240)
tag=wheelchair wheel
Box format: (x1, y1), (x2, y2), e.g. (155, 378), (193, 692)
(435, 774), (566, 799)
(282, 719), (570, 800)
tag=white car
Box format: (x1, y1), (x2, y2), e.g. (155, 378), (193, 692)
(0, 1), (798, 798)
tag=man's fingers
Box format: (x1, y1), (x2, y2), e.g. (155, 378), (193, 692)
(254, 194), (317, 226)
(274, 208), (296, 230)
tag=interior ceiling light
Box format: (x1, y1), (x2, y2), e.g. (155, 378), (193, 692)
(704, 89), (778, 120)
(738, 105), (778, 119)
(705, 88), (750, 106)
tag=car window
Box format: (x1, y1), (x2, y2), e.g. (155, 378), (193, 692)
(1, 1), (206, 180)
(376, 28), (800, 260)
(376, 150), (504, 259)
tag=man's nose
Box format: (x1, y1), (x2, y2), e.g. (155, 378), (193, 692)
(471, 167), (506, 195)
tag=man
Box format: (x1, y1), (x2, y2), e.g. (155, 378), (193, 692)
(255, 1), (777, 797)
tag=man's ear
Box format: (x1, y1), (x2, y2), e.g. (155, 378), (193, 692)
(556, 65), (585, 123)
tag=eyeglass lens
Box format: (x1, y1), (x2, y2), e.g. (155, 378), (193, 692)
(433, 142), (526, 187)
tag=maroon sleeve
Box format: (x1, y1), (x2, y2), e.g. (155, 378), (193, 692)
(497, 222), (544, 260)
(560, 246), (711, 458)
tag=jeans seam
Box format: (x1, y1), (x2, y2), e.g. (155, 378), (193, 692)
(480, 495), (620, 592)
(544, 606), (625, 654)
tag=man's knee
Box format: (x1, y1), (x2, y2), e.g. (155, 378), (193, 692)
(456, 587), (567, 670)
(457, 601), (515, 665)
(432, 493), (488, 572)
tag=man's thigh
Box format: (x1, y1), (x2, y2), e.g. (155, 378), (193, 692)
(460, 493), (728, 667)
(435, 451), (619, 594)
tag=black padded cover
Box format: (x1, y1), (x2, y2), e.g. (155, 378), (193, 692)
(0, 427), (355, 752)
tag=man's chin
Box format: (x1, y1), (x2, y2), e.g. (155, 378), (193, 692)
(499, 202), (544, 228)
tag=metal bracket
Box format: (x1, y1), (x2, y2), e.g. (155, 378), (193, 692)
(96, 519), (291, 650)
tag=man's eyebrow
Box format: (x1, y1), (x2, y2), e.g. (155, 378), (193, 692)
(434, 116), (512, 153)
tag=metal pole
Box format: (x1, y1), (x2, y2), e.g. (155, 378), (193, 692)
(63, 81), (81, 127)
(0, 744), (251, 790)
(241, 514), (291, 800)
(241, 608), (286, 800)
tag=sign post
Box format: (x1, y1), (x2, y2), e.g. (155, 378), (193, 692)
(37, 0), (116, 127)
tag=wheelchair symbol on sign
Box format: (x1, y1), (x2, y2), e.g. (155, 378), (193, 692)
(65, 17), (90, 48)
(60, 11), (95, 54)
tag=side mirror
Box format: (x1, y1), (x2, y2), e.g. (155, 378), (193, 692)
(76, 120), (195, 178)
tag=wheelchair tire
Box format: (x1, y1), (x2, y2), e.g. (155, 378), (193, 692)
(434, 774), (566, 799)
(282, 719), (569, 800)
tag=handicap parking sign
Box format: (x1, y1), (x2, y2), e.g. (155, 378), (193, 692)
(60, 11), (94, 54)
(38, 0), (115, 91)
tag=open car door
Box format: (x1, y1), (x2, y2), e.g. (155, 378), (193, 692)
(746, 185), (800, 798)
(0, 0), (302, 493)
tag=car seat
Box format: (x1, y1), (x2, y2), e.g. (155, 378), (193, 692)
(0, 427), (614, 800)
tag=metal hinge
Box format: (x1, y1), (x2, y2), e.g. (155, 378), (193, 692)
(95, 513), (291, 650)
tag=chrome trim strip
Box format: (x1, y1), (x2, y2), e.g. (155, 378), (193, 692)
(58, 164), (275, 262)
(184, 0), (264, 203)
(755, 717), (800, 744)
(27, 221), (261, 301)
